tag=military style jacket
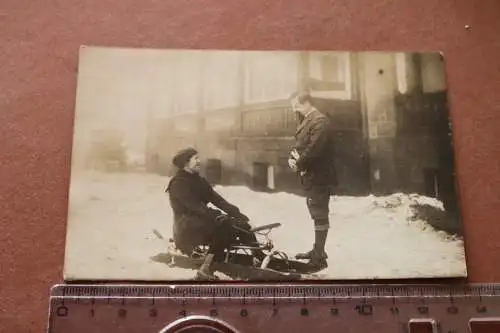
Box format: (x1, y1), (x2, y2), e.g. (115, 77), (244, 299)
(293, 108), (337, 189)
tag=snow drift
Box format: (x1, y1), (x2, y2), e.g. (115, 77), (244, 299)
(63, 171), (467, 281)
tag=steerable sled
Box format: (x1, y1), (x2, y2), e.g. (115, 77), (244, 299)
(151, 222), (327, 281)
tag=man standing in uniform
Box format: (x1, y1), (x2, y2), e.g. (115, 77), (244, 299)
(288, 91), (337, 269)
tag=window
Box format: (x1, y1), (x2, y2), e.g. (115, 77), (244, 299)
(244, 51), (299, 103)
(308, 52), (352, 100)
(171, 51), (202, 115)
(172, 115), (197, 133)
(310, 54), (343, 83)
(203, 111), (235, 131)
(202, 51), (241, 110)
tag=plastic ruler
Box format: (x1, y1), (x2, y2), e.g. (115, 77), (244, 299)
(47, 283), (500, 333)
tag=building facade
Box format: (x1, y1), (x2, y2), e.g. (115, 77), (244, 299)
(146, 51), (458, 215)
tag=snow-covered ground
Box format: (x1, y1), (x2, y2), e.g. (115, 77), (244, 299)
(63, 170), (467, 281)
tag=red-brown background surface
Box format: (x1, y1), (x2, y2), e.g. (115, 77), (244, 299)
(1, 0), (500, 331)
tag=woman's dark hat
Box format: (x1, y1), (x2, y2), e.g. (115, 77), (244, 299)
(172, 147), (198, 168)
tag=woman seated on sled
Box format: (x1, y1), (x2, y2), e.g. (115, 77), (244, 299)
(165, 147), (259, 279)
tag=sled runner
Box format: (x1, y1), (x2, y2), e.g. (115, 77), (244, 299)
(150, 222), (328, 281)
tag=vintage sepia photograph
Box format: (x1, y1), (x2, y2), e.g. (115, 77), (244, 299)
(63, 46), (467, 281)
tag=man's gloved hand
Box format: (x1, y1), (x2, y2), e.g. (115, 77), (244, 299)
(226, 207), (249, 222)
(235, 212), (250, 222)
(215, 214), (231, 225)
(231, 215), (252, 231)
(207, 209), (222, 221)
(288, 149), (302, 172)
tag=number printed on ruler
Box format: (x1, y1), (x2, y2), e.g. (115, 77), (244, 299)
(48, 284), (500, 333)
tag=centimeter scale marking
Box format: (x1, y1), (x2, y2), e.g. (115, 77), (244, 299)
(48, 283), (500, 333)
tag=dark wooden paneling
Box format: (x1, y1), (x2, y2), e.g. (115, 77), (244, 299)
(315, 98), (371, 195)
(240, 105), (296, 137)
(394, 91), (460, 230)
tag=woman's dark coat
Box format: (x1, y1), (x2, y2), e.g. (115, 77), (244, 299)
(165, 169), (244, 252)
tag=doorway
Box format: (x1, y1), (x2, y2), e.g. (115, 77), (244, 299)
(252, 162), (275, 191)
(205, 158), (222, 184)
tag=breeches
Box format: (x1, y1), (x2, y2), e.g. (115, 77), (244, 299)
(305, 185), (331, 231)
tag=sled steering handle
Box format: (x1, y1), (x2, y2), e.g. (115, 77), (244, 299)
(249, 223), (282, 233)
